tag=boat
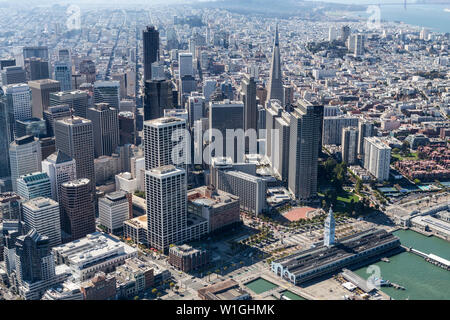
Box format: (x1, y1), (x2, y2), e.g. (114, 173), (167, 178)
(381, 257), (390, 263)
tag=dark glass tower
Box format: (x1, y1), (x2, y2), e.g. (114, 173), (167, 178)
(143, 26), (159, 82)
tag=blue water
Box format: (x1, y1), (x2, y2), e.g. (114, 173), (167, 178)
(353, 4), (450, 34)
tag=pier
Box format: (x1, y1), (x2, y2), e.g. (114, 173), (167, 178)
(401, 245), (450, 271)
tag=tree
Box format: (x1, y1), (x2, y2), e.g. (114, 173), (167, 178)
(355, 178), (362, 195)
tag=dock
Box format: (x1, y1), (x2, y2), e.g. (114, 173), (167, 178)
(401, 245), (450, 271)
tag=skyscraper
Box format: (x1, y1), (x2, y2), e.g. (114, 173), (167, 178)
(93, 81), (120, 109)
(118, 111), (136, 146)
(98, 191), (130, 235)
(4, 84), (32, 139)
(143, 26), (159, 82)
(86, 103), (119, 157)
(0, 97), (11, 179)
(145, 165), (187, 251)
(288, 100), (323, 202)
(23, 46), (49, 60)
(50, 90), (89, 118)
(341, 127), (358, 165)
(143, 117), (187, 170)
(267, 25), (283, 103)
(242, 74), (257, 133)
(42, 150), (77, 203)
(22, 197), (61, 247)
(143, 79), (174, 121)
(1, 66), (26, 85)
(209, 100), (244, 162)
(54, 117), (95, 190)
(54, 62), (72, 91)
(16, 172), (52, 201)
(43, 104), (71, 137)
(60, 179), (95, 241)
(363, 137), (391, 181)
(24, 58), (49, 81)
(322, 115), (359, 146)
(358, 119), (375, 156)
(178, 52), (193, 79)
(9, 136), (42, 192)
(28, 79), (61, 119)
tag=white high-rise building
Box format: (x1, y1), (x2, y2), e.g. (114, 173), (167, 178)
(145, 165), (187, 251)
(322, 115), (359, 146)
(4, 84), (32, 138)
(178, 52), (193, 79)
(42, 151), (77, 203)
(9, 136), (42, 191)
(328, 27), (338, 41)
(98, 191), (130, 234)
(363, 137), (391, 181)
(22, 197), (61, 247)
(143, 117), (187, 170)
(323, 207), (335, 247)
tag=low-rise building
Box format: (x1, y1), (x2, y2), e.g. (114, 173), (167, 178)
(197, 279), (250, 300)
(168, 244), (210, 273)
(80, 272), (117, 300)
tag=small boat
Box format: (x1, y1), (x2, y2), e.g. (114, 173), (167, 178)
(381, 257), (390, 263)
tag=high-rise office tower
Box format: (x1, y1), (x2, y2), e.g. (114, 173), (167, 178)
(1, 66), (26, 85)
(187, 93), (204, 128)
(43, 104), (71, 137)
(54, 117), (95, 190)
(98, 191), (130, 235)
(143, 79), (174, 121)
(111, 72), (128, 98)
(9, 136), (42, 192)
(144, 117), (187, 170)
(49, 90), (89, 118)
(4, 84), (32, 139)
(143, 26), (159, 82)
(86, 103), (119, 157)
(354, 34), (365, 56)
(283, 84), (294, 108)
(22, 197), (61, 247)
(341, 127), (358, 165)
(54, 62), (72, 91)
(28, 79), (61, 119)
(273, 111), (291, 183)
(118, 111), (136, 146)
(265, 99), (283, 161)
(42, 151), (77, 203)
(24, 58), (49, 81)
(267, 25), (283, 103)
(363, 137), (391, 181)
(288, 100), (324, 202)
(341, 25), (351, 42)
(209, 100), (244, 162)
(60, 179), (95, 241)
(0, 98), (11, 179)
(178, 52), (193, 79)
(15, 229), (55, 285)
(145, 165), (187, 251)
(23, 46), (49, 60)
(79, 59), (96, 84)
(242, 74), (257, 133)
(16, 172), (52, 201)
(0, 192), (23, 220)
(322, 115), (359, 146)
(93, 81), (120, 109)
(179, 75), (197, 106)
(323, 207), (335, 247)
(15, 118), (47, 139)
(357, 119), (375, 156)
(202, 79), (216, 102)
(39, 137), (56, 161)
(58, 49), (71, 65)
(0, 58), (16, 70)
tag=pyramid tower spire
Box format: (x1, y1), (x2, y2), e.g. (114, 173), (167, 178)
(267, 23), (283, 104)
